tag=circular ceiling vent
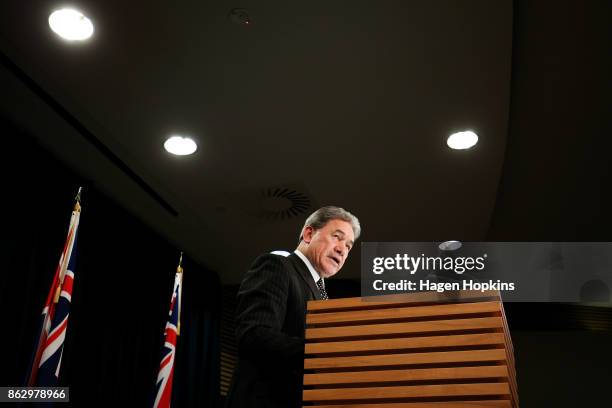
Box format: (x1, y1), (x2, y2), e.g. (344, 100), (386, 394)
(256, 187), (311, 220)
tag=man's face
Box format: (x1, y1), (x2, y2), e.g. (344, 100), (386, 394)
(302, 219), (355, 279)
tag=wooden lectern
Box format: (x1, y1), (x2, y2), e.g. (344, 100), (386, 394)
(303, 290), (518, 407)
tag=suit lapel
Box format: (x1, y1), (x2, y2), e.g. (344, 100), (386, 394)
(288, 253), (322, 300)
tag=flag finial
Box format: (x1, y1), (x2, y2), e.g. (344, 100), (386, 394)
(74, 187), (83, 212)
(177, 251), (183, 274)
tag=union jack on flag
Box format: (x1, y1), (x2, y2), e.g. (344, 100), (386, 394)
(153, 260), (183, 408)
(27, 190), (81, 386)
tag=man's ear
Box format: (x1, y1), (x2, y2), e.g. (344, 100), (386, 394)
(302, 226), (315, 243)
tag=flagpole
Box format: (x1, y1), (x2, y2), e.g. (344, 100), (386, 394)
(75, 186), (82, 202)
(153, 252), (184, 408)
(27, 187), (82, 386)
(176, 251), (183, 336)
(53, 187), (82, 303)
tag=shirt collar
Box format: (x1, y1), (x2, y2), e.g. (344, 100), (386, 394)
(294, 249), (323, 287)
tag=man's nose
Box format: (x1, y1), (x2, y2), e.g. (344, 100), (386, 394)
(335, 245), (346, 257)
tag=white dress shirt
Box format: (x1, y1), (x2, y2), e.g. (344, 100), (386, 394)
(294, 249), (324, 289)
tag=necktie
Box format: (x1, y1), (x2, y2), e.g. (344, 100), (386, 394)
(316, 278), (328, 300)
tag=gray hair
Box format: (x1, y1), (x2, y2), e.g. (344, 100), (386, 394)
(298, 206), (361, 243)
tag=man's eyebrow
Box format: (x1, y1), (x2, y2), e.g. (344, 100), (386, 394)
(334, 230), (354, 246)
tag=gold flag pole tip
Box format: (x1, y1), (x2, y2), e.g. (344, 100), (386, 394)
(177, 251), (184, 274)
(74, 187), (83, 212)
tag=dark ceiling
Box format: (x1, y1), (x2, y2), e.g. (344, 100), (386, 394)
(0, 0), (610, 284)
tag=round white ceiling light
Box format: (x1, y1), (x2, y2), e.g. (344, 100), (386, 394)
(447, 131), (478, 150)
(48, 8), (94, 41)
(164, 136), (197, 156)
(438, 240), (462, 251)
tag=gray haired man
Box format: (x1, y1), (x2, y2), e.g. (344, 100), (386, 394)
(226, 206), (360, 408)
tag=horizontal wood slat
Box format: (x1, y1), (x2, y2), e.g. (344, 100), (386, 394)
(305, 333), (506, 355)
(307, 291), (501, 312)
(307, 301), (501, 326)
(303, 383), (511, 401)
(303, 401), (511, 408)
(306, 317), (504, 340)
(304, 349), (507, 370)
(304, 365), (510, 385)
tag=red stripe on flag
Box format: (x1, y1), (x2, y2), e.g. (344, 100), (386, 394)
(62, 274), (74, 295)
(44, 315), (68, 348)
(158, 367), (174, 408)
(165, 329), (177, 345)
(159, 353), (173, 370)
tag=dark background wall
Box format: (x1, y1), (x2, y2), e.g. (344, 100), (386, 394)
(485, 1), (612, 406)
(0, 116), (221, 406)
(512, 330), (612, 406)
(488, 0), (612, 241)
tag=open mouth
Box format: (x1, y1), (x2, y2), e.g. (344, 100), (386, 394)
(329, 256), (340, 267)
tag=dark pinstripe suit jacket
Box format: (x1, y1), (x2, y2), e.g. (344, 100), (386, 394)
(226, 252), (322, 408)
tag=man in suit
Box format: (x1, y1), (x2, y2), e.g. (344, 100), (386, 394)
(225, 206), (361, 408)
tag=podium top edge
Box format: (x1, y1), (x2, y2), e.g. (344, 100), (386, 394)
(307, 290), (502, 311)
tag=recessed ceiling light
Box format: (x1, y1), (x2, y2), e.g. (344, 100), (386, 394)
(439, 241), (462, 251)
(447, 131), (478, 150)
(164, 136), (197, 156)
(48, 8), (94, 41)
